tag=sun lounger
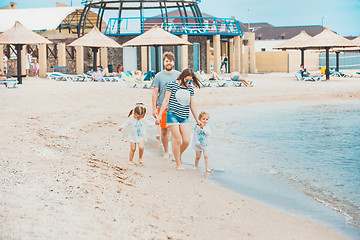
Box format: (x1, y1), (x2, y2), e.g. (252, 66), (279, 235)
(0, 79), (18, 88)
(226, 79), (253, 87)
(295, 72), (321, 82)
(61, 73), (85, 82)
(330, 70), (352, 78)
(46, 72), (66, 81)
(209, 79), (227, 87)
(83, 72), (94, 82)
(102, 75), (120, 82)
(119, 72), (139, 88)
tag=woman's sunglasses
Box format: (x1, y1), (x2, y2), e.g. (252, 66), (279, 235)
(185, 79), (193, 84)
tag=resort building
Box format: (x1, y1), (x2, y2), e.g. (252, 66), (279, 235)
(0, 1), (358, 76)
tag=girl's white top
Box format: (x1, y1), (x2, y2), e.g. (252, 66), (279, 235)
(121, 116), (152, 143)
(192, 125), (211, 151)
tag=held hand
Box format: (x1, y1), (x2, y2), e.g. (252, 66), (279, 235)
(152, 110), (158, 119)
(118, 127), (123, 131)
(155, 118), (161, 125)
(197, 121), (204, 128)
(197, 143), (203, 148)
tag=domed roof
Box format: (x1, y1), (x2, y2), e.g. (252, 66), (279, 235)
(85, 0), (199, 9)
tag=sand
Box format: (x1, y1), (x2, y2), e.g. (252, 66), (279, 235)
(1, 72), (359, 239)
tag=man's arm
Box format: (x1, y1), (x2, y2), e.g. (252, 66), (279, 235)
(152, 87), (159, 118)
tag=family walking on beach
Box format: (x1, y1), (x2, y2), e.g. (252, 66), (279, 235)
(119, 52), (212, 172)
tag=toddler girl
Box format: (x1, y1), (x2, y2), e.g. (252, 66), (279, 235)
(192, 112), (211, 172)
(118, 104), (147, 165)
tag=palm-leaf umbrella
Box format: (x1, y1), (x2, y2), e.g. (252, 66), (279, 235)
(301, 28), (357, 80)
(273, 30), (313, 66)
(122, 25), (192, 72)
(69, 27), (122, 71)
(0, 21), (52, 84)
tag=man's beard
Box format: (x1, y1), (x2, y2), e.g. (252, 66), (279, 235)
(165, 64), (173, 71)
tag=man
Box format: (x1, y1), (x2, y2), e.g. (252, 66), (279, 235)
(152, 52), (180, 159)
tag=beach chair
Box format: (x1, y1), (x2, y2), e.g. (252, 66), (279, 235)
(209, 79), (227, 87)
(102, 75), (120, 82)
(62, 73), (85, 82)
(46, 72), (66, 81)
(83, 72), (94, 82)
(295, 71), (321, 82)
(330, 70), (352, 78)
(0, 79), (18, 88)
(119, 72), (139, 88)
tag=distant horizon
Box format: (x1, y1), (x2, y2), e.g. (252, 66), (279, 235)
(2, 0), (359, 37)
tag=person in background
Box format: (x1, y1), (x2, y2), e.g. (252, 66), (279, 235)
(25, 50), (31, 77)
(220, 54), (228, 73)
(3, 54), (8, 75)
(299, 64), (323, 78)
(230, 71), (253, 87)
(116, 64), (124, 73)
(33, 59), (39, 77)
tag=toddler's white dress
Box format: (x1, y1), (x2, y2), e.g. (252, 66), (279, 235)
(192, 125), (211, 151)
(121, 117), (149, 143)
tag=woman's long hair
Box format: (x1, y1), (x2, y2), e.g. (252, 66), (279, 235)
(177, 68), (202, 89)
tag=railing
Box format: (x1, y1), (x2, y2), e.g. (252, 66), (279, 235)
(104, 16), (243, 37)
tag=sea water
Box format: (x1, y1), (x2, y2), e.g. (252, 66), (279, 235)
(181, 100), (360, 239)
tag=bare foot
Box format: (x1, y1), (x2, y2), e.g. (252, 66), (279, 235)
(193, 166), (198, 170)
(163, 152), (169, 160)
(206, 169), (214, 173)
(137, 160), (144, 166)
(128, 161), (134, 165)
(176, 166), (185, 171)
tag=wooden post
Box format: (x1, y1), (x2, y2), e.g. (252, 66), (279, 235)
(100, 47), (108, 69)
(181, 35), (188, 70)
(21, 46), (26, 76)
(58, 43), (66, 67)
(213, 35), (221, 73)
(325, 47), (330, 80)
(141, 46), (148, 73)
(206, 39), (211, 73)
(228, 38), (234, 73)
(76, 46), (84, 75)
(300, 48), (305, 67)
(39, 44), (47, 78)
(0, 45), (3, 71)
(234, 36), (241, 72)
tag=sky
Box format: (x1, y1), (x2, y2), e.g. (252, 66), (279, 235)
(4, 0), (360, 36)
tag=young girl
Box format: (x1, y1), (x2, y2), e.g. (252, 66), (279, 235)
(192, 112), (211, 172)
(33, 59), (39, 77)
(156, 68), (202, 171)
(118, 104), (147, 165)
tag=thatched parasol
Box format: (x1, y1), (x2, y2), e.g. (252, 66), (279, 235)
(273, 30), (313, 66)
(69, 27), (122, 70)
(301, 28), (358, 80)
(0, 21), (52, 84)
(274, 30), (312, 50)
(122, 25), (192, 72)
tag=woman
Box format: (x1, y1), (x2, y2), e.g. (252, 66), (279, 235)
(156, 68), (202, 171)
